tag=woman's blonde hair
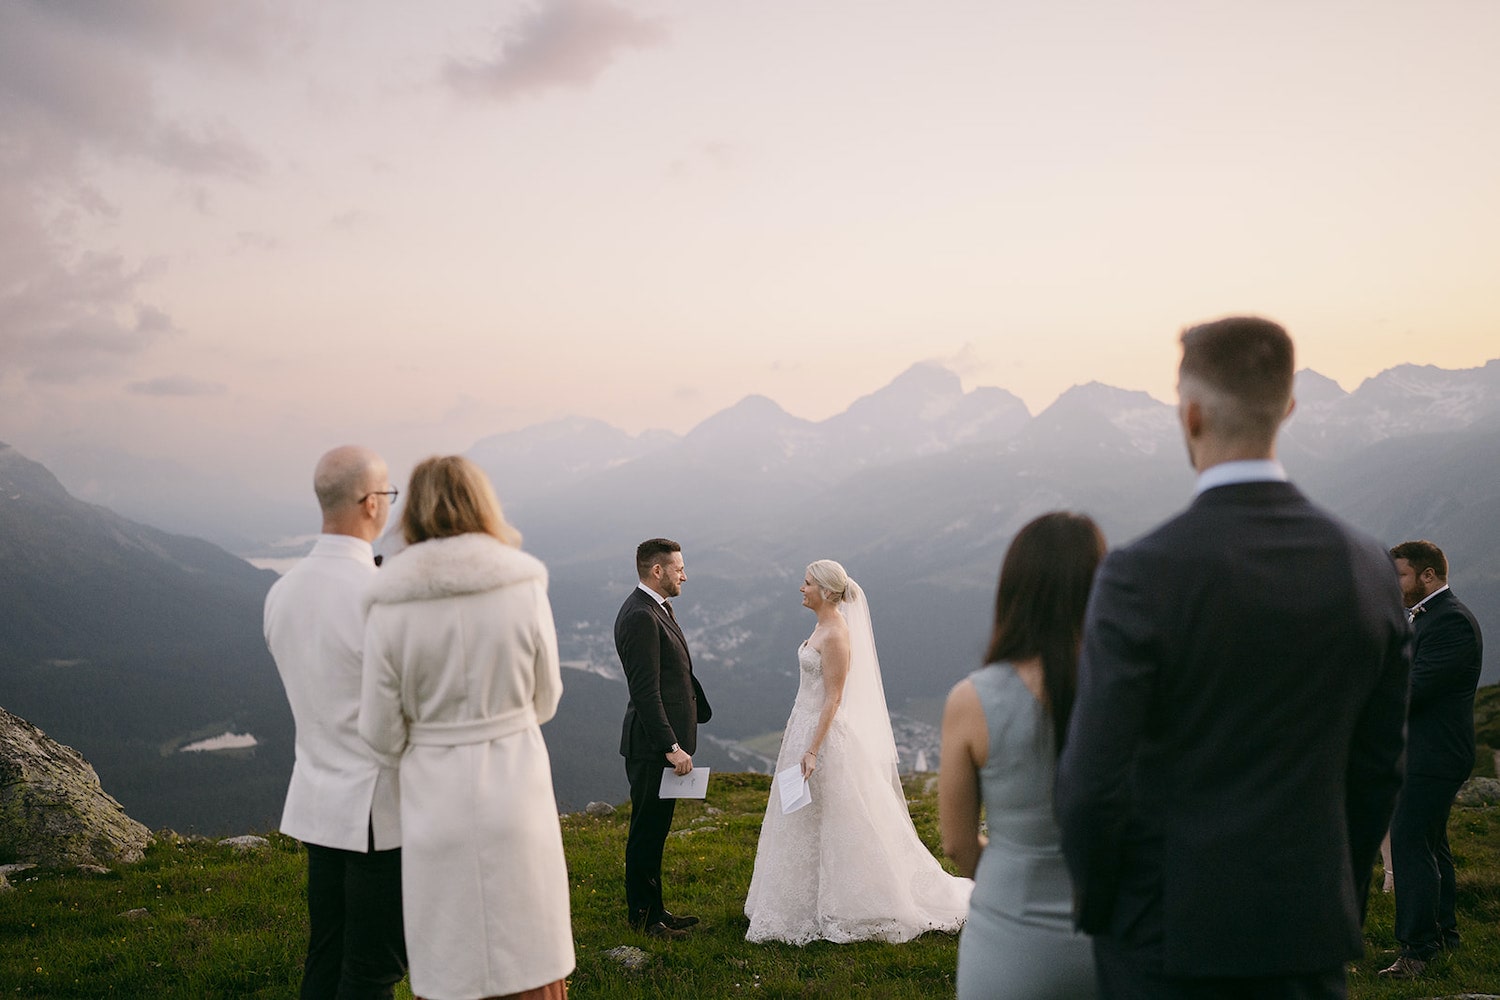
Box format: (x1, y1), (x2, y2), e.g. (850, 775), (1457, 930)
(401, 455), (521, 547)
(805, 559), (853, 604)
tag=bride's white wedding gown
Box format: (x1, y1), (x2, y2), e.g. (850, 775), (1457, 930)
(743, 643), (973, 944)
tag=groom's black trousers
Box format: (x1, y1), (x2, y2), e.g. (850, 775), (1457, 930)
(301, 823), (406, 1000)
(624, 754), (677, 926)
(1391, 772), (1465, 959)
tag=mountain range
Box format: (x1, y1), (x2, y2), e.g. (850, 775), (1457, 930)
(4, 357), (1498, 830)
(0, 443), (291, 833)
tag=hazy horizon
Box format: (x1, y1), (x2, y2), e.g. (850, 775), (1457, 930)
(4, 2), (1498, 500)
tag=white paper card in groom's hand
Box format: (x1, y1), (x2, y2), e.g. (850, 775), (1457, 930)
(659, 767), (710, 798)
(777, 765), (812, 814)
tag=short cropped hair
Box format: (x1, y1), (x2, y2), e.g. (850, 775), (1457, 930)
(1390, 540), (1448, 581)
(401, 455), (521, 547)
(636, 538), (681, 579)
(1179, 316), (1294, 442)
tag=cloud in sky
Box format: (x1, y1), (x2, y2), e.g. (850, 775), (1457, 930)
(443, 0), (667, 103)
(127, 375), (228, 398)
(0, 2), (271, 386)
(234, 230), (281, 253)
(924, 342), (990, 380)
(2, 290), (176, 386)
(0, 5), (265, 181)
(667, 140), (737, 179)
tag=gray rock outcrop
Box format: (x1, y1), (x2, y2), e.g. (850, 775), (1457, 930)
(1455, 776), (1500, 808)
(0, 706), (151, 867)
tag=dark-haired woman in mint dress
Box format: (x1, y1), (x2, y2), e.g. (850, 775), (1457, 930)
(939, 512), (1105, 999)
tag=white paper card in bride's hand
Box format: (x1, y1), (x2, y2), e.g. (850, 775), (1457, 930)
(777, 765), (812, 814)
(659, 767), (710, 798)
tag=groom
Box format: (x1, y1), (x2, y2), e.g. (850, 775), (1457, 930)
(616, 537), (712, 939)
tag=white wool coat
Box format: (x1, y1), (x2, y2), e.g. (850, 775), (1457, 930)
(359, 533), (573, 999)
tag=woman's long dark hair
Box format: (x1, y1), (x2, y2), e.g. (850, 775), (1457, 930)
(983, 511), (1106, 756)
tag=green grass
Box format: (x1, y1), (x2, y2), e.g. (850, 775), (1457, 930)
(3, 769), (1499, 997)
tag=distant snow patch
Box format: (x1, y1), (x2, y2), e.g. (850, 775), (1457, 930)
(180, 732), (258, 752)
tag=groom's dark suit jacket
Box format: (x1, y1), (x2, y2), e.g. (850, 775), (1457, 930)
(1407, 588), (1482, 781)
(1056, 480), (1410, 978)
(616, 587), (711, 760)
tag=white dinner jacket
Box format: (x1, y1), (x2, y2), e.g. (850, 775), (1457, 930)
(264, 533), (401, 851)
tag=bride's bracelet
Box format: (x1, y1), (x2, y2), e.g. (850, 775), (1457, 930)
(804, 750), (818, 757)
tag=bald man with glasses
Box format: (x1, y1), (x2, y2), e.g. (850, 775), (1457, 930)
(264, 445), (407, 1000)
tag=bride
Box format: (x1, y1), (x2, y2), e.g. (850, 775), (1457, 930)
(744, 559), (972, 944)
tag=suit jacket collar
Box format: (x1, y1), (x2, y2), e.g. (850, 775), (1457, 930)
(1412, 586), (1454, 621)
(1190, 478), (1305, 508)
(631, 585), (687, 643)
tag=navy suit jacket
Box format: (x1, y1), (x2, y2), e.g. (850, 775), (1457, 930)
(616, 587), (711, 760)
(1055, 480), (1410, 977)
(1407, 588), (1483, 780)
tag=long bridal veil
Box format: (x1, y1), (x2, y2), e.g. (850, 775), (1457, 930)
(838, 579), (904, 799)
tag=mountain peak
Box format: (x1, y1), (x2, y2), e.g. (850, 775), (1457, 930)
(1294, 369), (1347, 405)
(844, 363), (962, 417)
(683, 394), (806, 443)
(725, 394), (791, 417)
(888, 362), (963, 393)
(1049, 381), (1165, 411)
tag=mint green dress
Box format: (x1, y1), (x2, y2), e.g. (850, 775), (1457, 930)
(955, 665), (1097, 999)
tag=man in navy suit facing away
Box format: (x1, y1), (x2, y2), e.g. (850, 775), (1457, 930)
(1056, 317), (1411, 999)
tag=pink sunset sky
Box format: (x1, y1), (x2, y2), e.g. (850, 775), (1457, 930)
(2, 1), (1498, 496)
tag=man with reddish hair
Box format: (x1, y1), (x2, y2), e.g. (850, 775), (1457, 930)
(1382, 540), (1483, 980)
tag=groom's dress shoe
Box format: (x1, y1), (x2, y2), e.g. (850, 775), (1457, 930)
(1377, 956), (1427, 979)
(659, 911), (699, 930)
(641, 921), (689, 941)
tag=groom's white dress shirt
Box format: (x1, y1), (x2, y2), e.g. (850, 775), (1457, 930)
(264, 533), (401, 851)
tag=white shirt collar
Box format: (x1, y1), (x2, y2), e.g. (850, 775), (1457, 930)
(636, 581), (667, 606)
(1193, 459), (1289, 496)
(1411, 583), (1450, 614)
(310, 533), (376, 562)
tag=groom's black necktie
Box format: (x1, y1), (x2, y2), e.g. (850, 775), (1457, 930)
(662, 601), (676, 623)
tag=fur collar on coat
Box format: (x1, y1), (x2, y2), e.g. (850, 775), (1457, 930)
(364, 533), (547, 610)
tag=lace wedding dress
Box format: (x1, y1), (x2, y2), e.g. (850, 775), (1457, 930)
(743, 642), (973, 944)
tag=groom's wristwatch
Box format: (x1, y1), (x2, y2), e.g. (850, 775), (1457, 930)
(666, 743), (681, 757)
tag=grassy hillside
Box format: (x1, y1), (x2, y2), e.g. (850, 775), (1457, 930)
(1474, 683), (1500, 751)
(3, 772), (1498, 997)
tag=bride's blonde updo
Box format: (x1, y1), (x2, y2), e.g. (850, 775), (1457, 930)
(806, 559), (857, 604)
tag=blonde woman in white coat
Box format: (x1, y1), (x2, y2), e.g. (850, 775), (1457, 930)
(360, 456), (573, 1000)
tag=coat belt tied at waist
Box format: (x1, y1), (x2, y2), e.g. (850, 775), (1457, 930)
(407, 706), (538, 746)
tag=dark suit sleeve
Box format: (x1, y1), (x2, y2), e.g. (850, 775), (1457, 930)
(1343, 615), (1409, 920)
(1056, 549), (1160, 934)
(693, 674), (712, 724)
(1409, 610), (1482, 712)
(618, 605), (678, 754)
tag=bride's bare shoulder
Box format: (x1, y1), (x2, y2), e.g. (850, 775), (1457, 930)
(806, 619), (849, 654)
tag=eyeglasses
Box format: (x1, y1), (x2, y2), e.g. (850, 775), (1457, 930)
(359, 488), (399, 504)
